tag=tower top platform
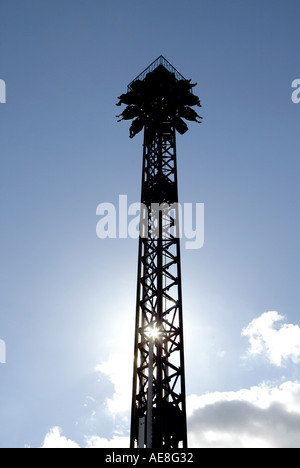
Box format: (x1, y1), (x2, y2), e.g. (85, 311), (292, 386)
(128, 55), (186, 92)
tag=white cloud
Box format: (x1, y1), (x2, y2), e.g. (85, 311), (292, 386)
(38, 338), (133, 449)
(85, 435), (129, 448)
(40, 427), (129, 449)
(41, 426), (129, 449)
(241, 311), (300, 366)
(94, 310), (134, 419)
(188, 381), (300, 448)
(95, 351), (132, 416)
(41, 427), (80, 449)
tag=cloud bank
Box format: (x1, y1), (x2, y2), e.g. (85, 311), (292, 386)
(39, 311), (300, 448)
(188, 380), (300, 448)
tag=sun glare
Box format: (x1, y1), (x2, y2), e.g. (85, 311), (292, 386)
(147, 325), (161, 341)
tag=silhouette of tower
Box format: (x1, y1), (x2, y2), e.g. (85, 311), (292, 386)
(117, 56), (202, 449)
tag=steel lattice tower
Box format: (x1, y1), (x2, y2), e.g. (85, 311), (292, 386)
(117, 56), (201, 449)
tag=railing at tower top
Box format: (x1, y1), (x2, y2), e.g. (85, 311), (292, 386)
(127, 55), (186, 92)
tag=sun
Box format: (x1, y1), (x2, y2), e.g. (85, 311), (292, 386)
(147, 325), (161, 341)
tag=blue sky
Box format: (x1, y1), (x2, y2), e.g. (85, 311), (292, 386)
(0, 0), (300, 448)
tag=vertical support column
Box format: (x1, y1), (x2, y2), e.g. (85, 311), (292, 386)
(146, 337), (154, 448)
(155, 131), (163, 448)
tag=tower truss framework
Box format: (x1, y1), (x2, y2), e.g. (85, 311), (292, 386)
(130, 123), (187, 449)
(117, 56), (201, 449)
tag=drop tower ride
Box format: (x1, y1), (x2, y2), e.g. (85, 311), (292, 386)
(117, 56), (201, 449)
